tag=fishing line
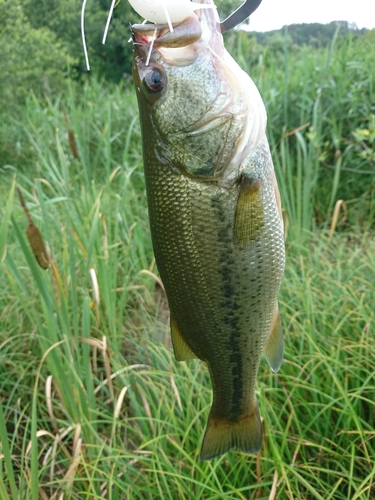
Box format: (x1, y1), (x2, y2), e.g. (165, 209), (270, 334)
(102, 0), (118, 44)
(145, 29), (158, 66)
(81, 0), (90, 70)
(160, 0), (174, 32)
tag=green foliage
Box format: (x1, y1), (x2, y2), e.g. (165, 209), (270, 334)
(255, 20), (369, 47)
(0, 0), (141, 113)
(23, 0), (141, 82)
(0, 0), (73, 108)
(351, 114), (375, 165)
(0, 89), (375, 497)
(215, 0), (243, 20)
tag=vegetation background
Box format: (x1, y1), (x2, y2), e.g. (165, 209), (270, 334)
(0, 0), (374, 498)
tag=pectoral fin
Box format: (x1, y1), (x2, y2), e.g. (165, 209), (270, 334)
(170, 317), (197, 361)
(234, 177), (264, 247)
(273, 171), (284, 232)
(264, 306), (284, 373)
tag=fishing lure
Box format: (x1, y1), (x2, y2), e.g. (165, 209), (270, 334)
(125, 0), (262, 65)
(127, 0), (262, 31)
(128, 0), (216, 29)
(97, 0), (263, 65)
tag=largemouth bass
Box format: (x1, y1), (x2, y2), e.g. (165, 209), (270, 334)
(131, 0), (285, 460)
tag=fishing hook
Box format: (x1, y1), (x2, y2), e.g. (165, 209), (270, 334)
(219, 0), (262, 33)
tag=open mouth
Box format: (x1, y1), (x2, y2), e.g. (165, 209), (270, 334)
(131, 13), (203, 49)
(131, 12), (206, 67)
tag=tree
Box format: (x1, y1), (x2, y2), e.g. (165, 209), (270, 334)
(0, 0), (74, 108)
(215, 0), (244, 21)
(23, 0), (141, 81)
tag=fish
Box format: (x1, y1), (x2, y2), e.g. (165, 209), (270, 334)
(131, 0), (285, 460)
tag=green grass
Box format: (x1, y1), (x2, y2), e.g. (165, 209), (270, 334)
(1, 35), (375, 499)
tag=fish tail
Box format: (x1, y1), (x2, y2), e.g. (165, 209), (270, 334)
(200, 402), (262, 460)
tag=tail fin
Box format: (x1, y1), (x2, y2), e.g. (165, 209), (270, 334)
(200, 403), (262, 461)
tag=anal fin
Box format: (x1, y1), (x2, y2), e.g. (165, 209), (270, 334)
(234, 177), (264, 247)
(170, 317), (197, 361)
(264, 306), (284, 373)
(200, 401), (262, 460)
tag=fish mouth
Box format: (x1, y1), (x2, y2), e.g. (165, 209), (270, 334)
(131, 0), (223, 65)
(132, 14), (203, 67)
(131, 14), (202, 49)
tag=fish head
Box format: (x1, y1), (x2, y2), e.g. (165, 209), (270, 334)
(132, 0), (267, 184)
(132, 5), (224, 133)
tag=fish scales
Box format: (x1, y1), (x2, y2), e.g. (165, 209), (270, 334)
(132, 1), (285, 460)
(145, 139), (284, 413)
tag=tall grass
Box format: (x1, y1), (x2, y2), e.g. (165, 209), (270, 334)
(1, 76), (374, 498)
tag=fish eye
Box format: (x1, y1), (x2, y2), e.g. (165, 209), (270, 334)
(144, 67), (165, 92)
